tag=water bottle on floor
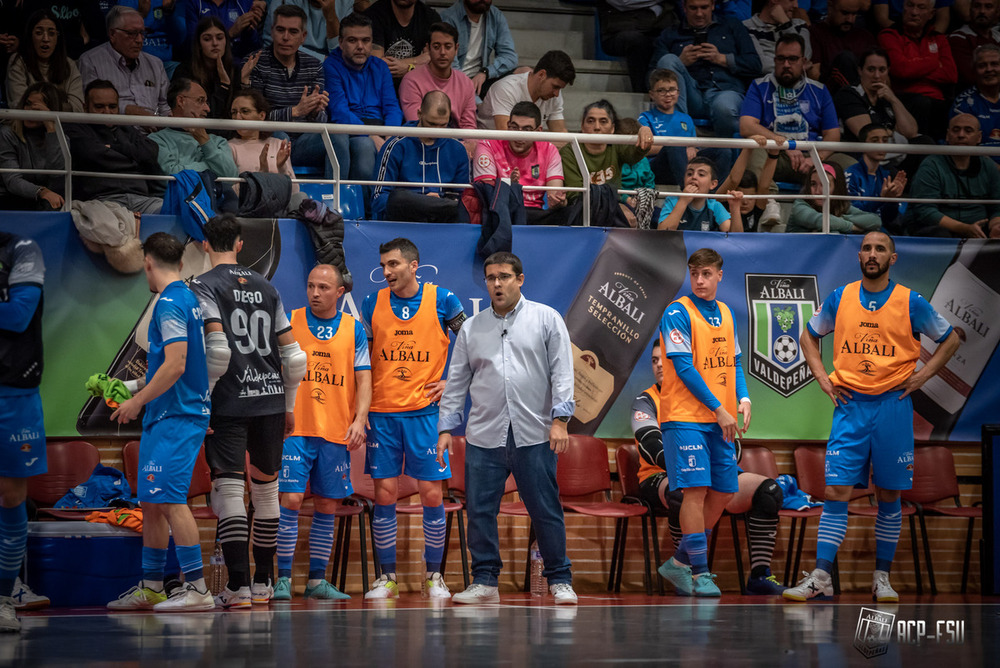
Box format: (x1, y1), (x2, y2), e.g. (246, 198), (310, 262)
(210, 542), (227, 595)
(530, 542), (545, 596)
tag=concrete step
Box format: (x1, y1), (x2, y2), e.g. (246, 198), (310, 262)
(510, 28), (589, 61)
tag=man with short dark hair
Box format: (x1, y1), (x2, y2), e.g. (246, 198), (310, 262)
(67, 80), (164, 213)
(949, 0), (1000, 87)
(808, 0), (877, 90)
(262, 0), (351, 61)
(151, 78), (238, 177)
(365, 0), (442, 84)
(439, 0), (518, 96)
(399, 22), (476, 128)
(477, 50), (575, 131)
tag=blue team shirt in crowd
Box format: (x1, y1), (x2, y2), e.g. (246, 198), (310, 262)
(951, 88), (1000, 163)
(741, 76), (839, 141)
(639, 107), (697, 139)
(658, 196), (731, 230)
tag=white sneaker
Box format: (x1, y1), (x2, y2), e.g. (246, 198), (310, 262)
(422, 572), (451, 599)
(872, 570), (899, 602)
(251, 580), (273, 605)
(215, 585), (252, 609)
(11, 578), (49, 611)
(452, 583), (499, 604)
(0, 597), (19, 633)
(154, 582), (215, 612)
(549, 582), (578, 605)
(108, 584), (167, 610)
(782, 569), (833, 602)
(761, 199), (782, 229)
(364, 574), (399, 600)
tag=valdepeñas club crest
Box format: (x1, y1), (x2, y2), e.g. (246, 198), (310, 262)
(745, 274), (820, 397)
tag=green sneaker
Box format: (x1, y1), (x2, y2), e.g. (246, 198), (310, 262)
(692, 573), (722, 597)
(657, 558), (693, 596)
(107, 584), (167, 610)
(304, 580), (351, 601)
(273, 577), (292, 601)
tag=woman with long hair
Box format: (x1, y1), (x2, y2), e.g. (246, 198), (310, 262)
(173, 16), (242, 119)
(788, 161), (882, 233)
(228, 88), (297, 192)
(6, 10), (84, 112)
(0, 82), (67, 210)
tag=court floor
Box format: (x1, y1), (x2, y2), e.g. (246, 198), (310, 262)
(5, 593), (997, 666)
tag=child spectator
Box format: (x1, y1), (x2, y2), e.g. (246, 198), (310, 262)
(787, 161), (882, 233)
(657, 156), (744, 232)
(714, 135), (780, 232)
(0, 82), (66, 210)
(173, 17), (242, 120)
(617, 116), (658, 229)
(228, 89), (297, 193)
(845, 123), (907, 232)
(6, 10), (84, 112)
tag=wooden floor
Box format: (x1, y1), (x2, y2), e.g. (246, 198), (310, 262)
(8, 592), (997, 666)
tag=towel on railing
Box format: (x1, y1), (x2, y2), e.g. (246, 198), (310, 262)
(71, 199), (144, 273)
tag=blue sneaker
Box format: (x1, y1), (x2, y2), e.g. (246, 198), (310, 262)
(304, 580), (351, 600)
(273, 577), (292, 601)
(657, 558), (693, 596)
(746, 569), (786, 595)
(692, 573), (721, 597)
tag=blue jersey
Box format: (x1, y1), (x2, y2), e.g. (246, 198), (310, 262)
(304, 309), (371, 371)
(360, 283), (464, 338)
(845, 161), (888, 213)
(807, 280), (953, 343)
(639, 107), (697, 139)
(145, 281), (210, 426)
(658, 196), (731, 231)
(951, 88), (1000, 162)
(741, 75), (839, 141)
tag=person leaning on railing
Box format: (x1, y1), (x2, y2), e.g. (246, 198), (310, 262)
(0, 82), (66, 211)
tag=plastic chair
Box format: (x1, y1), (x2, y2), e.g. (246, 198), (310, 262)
(28, 440), (101, 520)
(614, 444), (657, 595)
(122, 440), (216, 520)
(902, 445), (983, 594)
(296, 475), (369, 593)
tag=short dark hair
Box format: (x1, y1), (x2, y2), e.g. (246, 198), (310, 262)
(143, 232), (185, 267)
(85, 78), (118, 99)
(648, 69), (677, 89)
(738, 170), (758, 190)
(688, 155), (718, 181)
(776, 33), (805, 54)
(688, 248), (723, 270)
(339, 11), (372, 38)
(484, 251), (523, 277)
(429, 21), (459, 43)
(652, 338), (661, 351)
(380, 237), (419, 263)
(273, 3), (307, 26)
(232, 88), (270, 115)
(167, 77), (193, 109)
(534, 50), (576, 85)
(204, 214), (242, 252)
(509, 101), (541, 127)
(859, 47), (890, 70)
(858, 122), (890, 142)
(864, 230), (896, 253)
(582, 98), (618, 130)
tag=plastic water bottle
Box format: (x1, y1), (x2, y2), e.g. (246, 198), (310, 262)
(530, 541), (545, 596)
(210, 542), (227, 595)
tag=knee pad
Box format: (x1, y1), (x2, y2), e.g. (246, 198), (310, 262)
(250, 478), (280, 520)
(750, 478), (782, 518)
(211, 475), (247, 521)
(666, 488), (683, 523)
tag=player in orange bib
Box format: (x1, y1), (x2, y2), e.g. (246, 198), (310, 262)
(360, 238), (466, 600)
(656, 248), (751, 597)
(274, 264), (371, 601)
(785, 231), (960, 603)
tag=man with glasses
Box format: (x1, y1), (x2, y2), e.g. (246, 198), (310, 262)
(150, 78), (238, 177)
(438, 251), (578, 605)
(79, 6), (170, 118)
(472, 101), (567, 223)
(952, 43), (1000, 161)
(949, 0), (1000, 88)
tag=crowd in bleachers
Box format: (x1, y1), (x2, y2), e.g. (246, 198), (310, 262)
(1, 0), (999, 237)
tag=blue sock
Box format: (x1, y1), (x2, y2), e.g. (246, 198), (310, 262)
(277, 506), (299, 579)
(816, 500), (849, 574)
(422, 505), (446, 573)
(142, 546), (168, 587)
(308, 511), (337, 581)
(0, 503), (27, 597)
(176, 544), (204, 582)
(683, 532), (709, 575)
(373, 503), (397, 575)
(875, 498), (902, 573)
(673, 541), (689, 565)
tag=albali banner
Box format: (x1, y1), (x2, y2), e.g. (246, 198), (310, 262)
(3, 213), (996, 442)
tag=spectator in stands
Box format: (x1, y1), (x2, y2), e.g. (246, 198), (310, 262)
(371, 90), (469, 222)
(228, 88), (297, 190)
(595, 0), (675, 93)
(439, 0), (518, 97)
(150, 77), (239, 176)
(79, 6), (171, 118)
(477, 50), (575, 131)
(657, 156), (744, 231)
(472, 101), (567, 224)
(878, 0), (957, 141)
(617, 117), (658, 228)
(834, 48), (920, 145)
(874, 0), (951, 33)
(0, 82), (65, 210)
(324, 11), (401, 208)
(247, 4), (330, 175)
(559, 99), (654, 228)
(740, 34), (840, 183)
(115, 0), (180, 77)
(950, 0), (1000, 88)
(365, 0), (441, 85)
(262, 0), (347, 62)
(6, 10), (84, 113)
(181, 0), (266, 64)
(66, 79), (164, 213)
(399, 22), (476, 128)
(808, 0), (877, 91)
(845, 123), (907, 232)
(650, 0), (761, 142)
(173, 17), (241, 119)
(744, 0), (812, 74)
(641, 69), (698, 186)
(787, 162), (882, 233)
(23, 0), (108, 60)
(952, 44), (1000, 158)
(905, 113), (1000, 237)
(723, 138), (781, 232)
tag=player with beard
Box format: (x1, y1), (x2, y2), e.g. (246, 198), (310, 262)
(784, 231), (960, 602)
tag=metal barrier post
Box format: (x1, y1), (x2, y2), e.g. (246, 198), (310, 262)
(53, 118), (71, 212)
(807, 144), (829, 234)
(321, 127), (341, 212)
(569, 136), (590, 227)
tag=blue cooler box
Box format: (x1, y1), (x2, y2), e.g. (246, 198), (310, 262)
(26, 521), (178, 607)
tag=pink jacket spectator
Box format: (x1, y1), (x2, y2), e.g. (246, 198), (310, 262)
(228, 137), (299, 193)
(398, 64), (477, 129)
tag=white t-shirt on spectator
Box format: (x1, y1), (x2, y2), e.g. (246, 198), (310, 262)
(476, 71), (565, 129)
(462, 17), (485, 77)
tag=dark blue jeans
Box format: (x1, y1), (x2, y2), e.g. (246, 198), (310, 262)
(465, 427), (572, 586)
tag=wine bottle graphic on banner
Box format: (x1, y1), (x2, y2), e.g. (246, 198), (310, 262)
(564, 230), (688, 434)
(911, 239), (1000, 440)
